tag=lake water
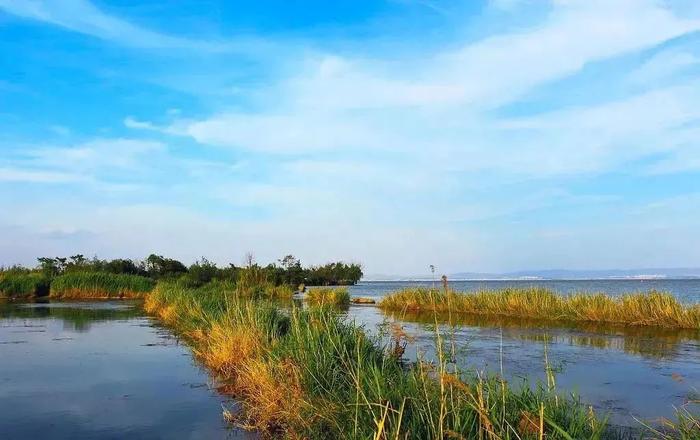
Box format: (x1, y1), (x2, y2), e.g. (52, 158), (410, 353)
(0, 301), (252, 440)
(2, 280), (699, 437)
(345, 280), (700, 429)
(349, 278), (700, 302)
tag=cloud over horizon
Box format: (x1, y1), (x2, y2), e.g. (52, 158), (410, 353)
(1, 0), (700, 274)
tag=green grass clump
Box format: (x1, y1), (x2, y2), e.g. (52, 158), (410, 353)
(50, 272), (155, 299)
(144, 282), (619, 439)
(305, 286), (350, 306)
(379, 287), (700, 329)
(0, 273), (50, 298)
(233, 266), (294, 299)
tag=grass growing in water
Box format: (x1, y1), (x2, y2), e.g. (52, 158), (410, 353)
(0, 273), (50, 298)
(144, 281), (619, 439)
(50, 272), (155, 299)
(379, 287), (700, 329)
(305, 286), (350, 306)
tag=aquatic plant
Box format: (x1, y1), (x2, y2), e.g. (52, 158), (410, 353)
(305, 286), (350, 306)
(379, 287), (700, 329)
(50, 272), (155, 299)
(0, 273), (50, 298)
(144, 282), (614, 439)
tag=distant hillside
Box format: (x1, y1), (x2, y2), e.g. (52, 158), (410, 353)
(364, 268), (700, 281)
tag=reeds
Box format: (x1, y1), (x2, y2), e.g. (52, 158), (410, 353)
(0, 273), (50, 298)
(49, 272), (155, 299)
(379, 287), (700, 329)
(143, 282), (614, 439)
(305, 286), (350, 306)
(232, 266), (295, 299)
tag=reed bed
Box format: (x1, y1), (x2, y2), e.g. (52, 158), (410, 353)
(49, 272), (155, 299)
(0, 273), (50, 298)
(379, 287), (700, 329)
(144, 281), (618, 439)
(305, 286), (350, 306)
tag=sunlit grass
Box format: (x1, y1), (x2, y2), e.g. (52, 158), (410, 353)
(49, 272), (155, 299)
(144, 282), (618, 439)
(379, 287), (700, 329)
(305, 286), (350, 306)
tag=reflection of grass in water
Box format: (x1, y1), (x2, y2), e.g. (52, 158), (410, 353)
(0, 302), (141, 331)
(383, 309), (700, 359)
(380, 287), (700, 329)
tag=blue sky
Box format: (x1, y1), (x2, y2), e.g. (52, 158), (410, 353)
(1, 0), (699, 275)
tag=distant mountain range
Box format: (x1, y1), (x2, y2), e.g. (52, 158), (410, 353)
(364, 268), (700, 281)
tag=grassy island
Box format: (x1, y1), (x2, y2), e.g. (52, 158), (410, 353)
(379, 287), (700, 330)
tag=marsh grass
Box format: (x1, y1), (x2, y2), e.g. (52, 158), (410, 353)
(0, 273), (50, 298)
(379, 287), (700, 329)
(233, 266), (295, 299)
(50, 272), (155, 299)
(144, 282), (618, 439)
(305, 286), (350, 306)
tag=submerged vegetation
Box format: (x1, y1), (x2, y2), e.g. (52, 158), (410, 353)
(305, 286), (350, 306)
(145, 282), (616, 439)
(380, 287), (700, 329)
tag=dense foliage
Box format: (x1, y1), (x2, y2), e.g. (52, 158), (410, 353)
(2, 253), (362, 289)
(0, 272), (50, 298)
(50, 272), (156, 299)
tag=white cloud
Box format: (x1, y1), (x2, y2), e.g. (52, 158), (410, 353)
(0, 138), (166, 189)
(0, 167), (87, 183)
(0, 0), (232, 51)
(3, 1), (700, 273)
(26, 138), (165, 173)
(166, 0), (700, 161)
(629, 49), (699, 85)
(123, 117), (160, 131)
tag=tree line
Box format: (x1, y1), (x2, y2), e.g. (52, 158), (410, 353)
(3, 254), (363, 287)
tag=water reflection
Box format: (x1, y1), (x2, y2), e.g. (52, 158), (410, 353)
(0, 300), (252, 439)
(345, 305), (700, 427)
(0, 301), (141, 331)
(382, 310), (700, 359)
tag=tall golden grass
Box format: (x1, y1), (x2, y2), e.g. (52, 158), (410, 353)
(49, 272), (155, 299)
(305, 286), (350, 306)
(143, 282), (617, 439)
(379, 287), (700, 329)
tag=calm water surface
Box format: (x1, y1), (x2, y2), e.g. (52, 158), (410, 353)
(0, 301), (252, 440)
(2, 280), (699, 437)
(346, 280), (700, 428)
(349, 278), (700, 302)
